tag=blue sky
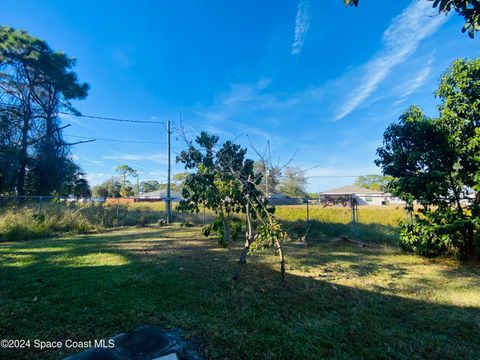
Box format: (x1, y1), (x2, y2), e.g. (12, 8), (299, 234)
(2, 0), (479, 191)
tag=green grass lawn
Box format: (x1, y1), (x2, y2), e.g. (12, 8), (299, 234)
(0, 226), (479, 359)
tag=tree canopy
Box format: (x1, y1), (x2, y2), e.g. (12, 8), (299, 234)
(177, 131), (286, 280)
(354, 175), (394, 191)
(139, 180), (162, 194)
(278, 167), (307, 198)
(376, 58), (480, 259)
(92, 177), (121, 198)
(344, 0), (480, 38)
(0, 26), (89, 196)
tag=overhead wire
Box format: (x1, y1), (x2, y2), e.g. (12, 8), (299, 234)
(0, 101), (167, 124)
(65, 134), (165, 144)
(1, 101), (373, 182)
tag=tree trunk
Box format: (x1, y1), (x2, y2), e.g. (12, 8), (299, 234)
(42, 112), (56, 195)
(16, 120), (29, 196)
(275, 238), (286, 282)
(447, 172), (475, 259)
(232, 205), (253, 281)
(16, 105), (31, 196)
(222, 213), (231, 245)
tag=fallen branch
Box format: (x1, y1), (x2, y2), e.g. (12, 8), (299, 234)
(329, 236), (376, 248)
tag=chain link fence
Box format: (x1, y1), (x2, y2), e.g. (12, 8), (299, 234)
(0, 196), (211, 239)
(273, 194), (410, 245)
(0, 194), (410, 245)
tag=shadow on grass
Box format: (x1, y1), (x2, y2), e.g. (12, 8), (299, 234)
(0, 227), (479, 360)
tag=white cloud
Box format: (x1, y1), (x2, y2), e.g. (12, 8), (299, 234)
(189, 80), (287, 143)
(335, 1), (448, 120)
(393, 53), (435, 106)
(291, 0), (311, 55)
(85, 172), (109, 185)
(102, 153), (167, 164)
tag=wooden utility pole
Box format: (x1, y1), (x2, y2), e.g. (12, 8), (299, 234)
(166, 120), (172, 223)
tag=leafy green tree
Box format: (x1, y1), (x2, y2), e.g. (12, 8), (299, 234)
(354, 174), (394, 191)
(73, 178), (91, 198)
(376, 106), (457, 206)
(56, 159), (91, 197)
(92, 177), (121, 198)
(115, 165), (137, 187)
(0, 110), (19, 194)
(0, 26), (89, 195)
(139, 180), (162, 194)
(120, 185), (134, 198)
(376, 59), (480, 259)
(278, 167), (307, 198)
(307, 192), (319, 199)
(177, 132), (247, 245)
(436, 58), (480, 192)
(177, 131), (286, 280)
(92, 184), (108, 198)
(344, 0), (480, 38)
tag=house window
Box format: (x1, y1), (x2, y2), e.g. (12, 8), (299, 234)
(365, 196), (373, 203)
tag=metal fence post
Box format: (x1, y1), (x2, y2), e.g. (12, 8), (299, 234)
(351, 195), (359, 240)
(305, 198), (310, 245)
(116, 198), (120, 227)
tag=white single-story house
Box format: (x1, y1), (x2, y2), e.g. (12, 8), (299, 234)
(136, 189), (183, 202)
(320, 185), (391, 206)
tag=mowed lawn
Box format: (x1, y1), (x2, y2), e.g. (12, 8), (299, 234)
(0, 227), (479, 359)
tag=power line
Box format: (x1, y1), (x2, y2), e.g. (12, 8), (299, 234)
(0, 102), (167, 124)
(275, 173), (362, 180)
(65, 134), (165, 144)
(305, 175), (361, 179)
(58, 111), (167, 124)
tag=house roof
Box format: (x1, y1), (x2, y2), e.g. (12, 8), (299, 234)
(320, 185), (383, 195)
(268, 190), (292, 199)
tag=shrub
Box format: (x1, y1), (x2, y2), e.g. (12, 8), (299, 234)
(399, 221), (453, 257)
(202, 215), (242, 247)
(399, 208), (478, 258)
(0, 206), (97, 241)
(0, 209), (52, 241)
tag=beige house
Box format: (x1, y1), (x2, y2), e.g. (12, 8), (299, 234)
(136, 190), (183, 202)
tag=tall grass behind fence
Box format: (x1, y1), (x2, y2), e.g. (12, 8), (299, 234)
(0, 196), (210, 241)
(276, 205), (353, 239)
(274, 196), (408, 245)
(0, 195), (408, 245)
